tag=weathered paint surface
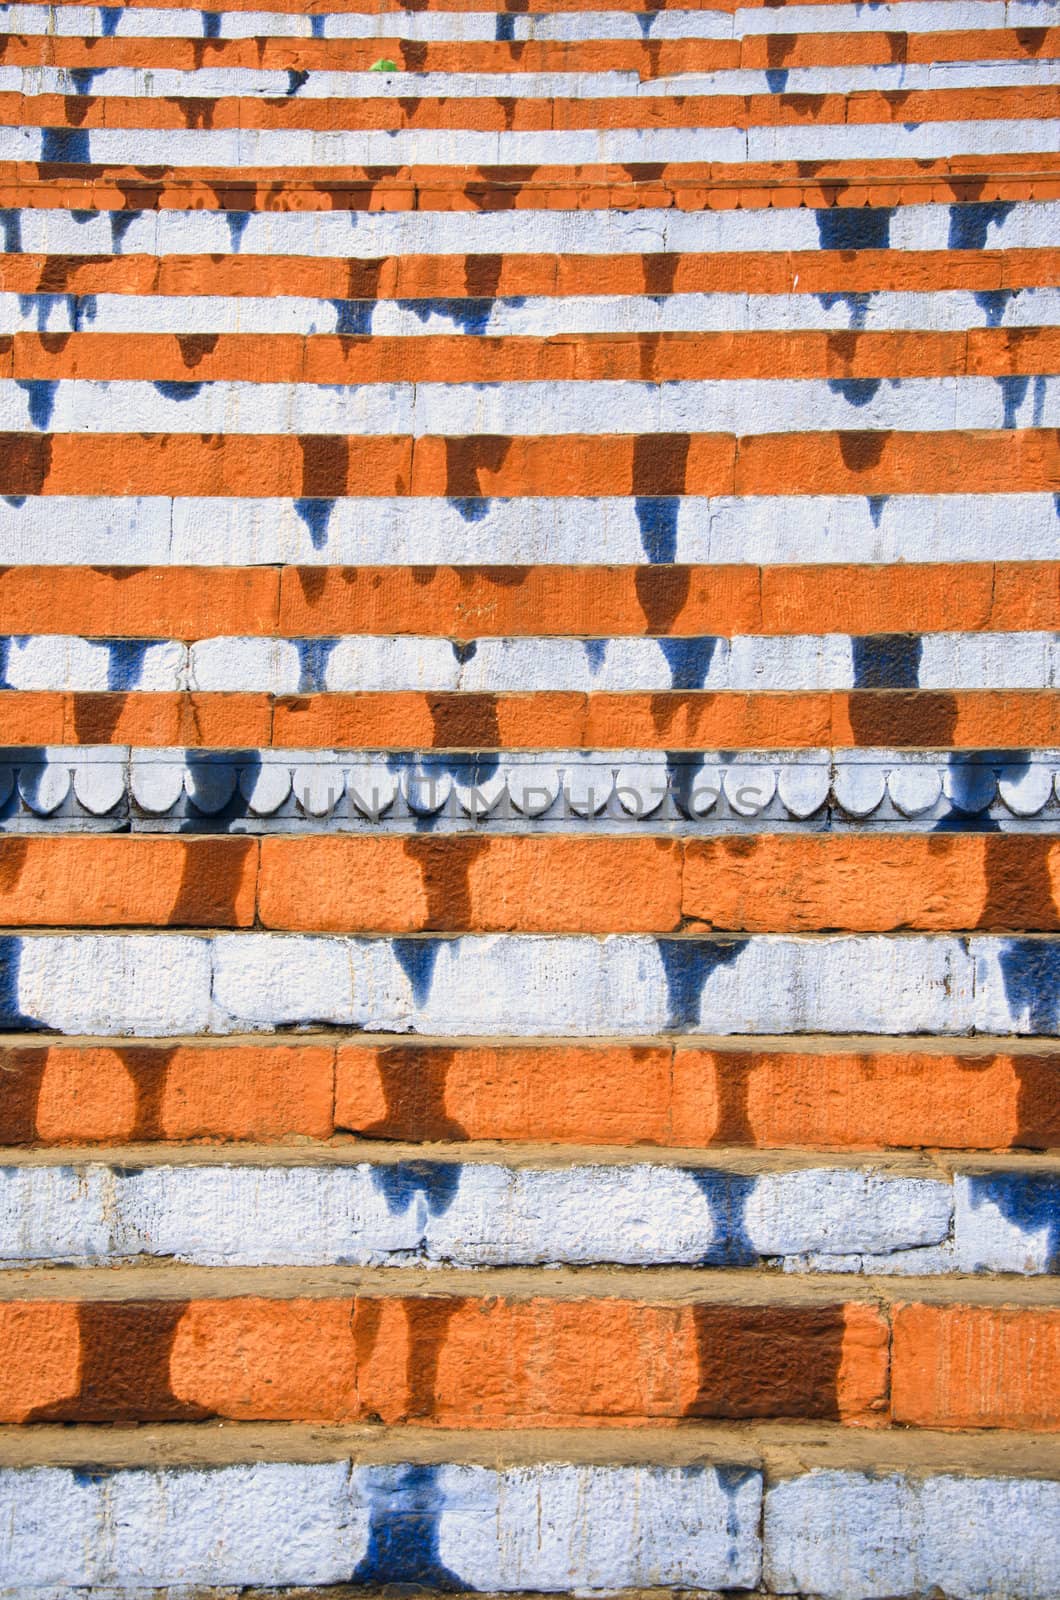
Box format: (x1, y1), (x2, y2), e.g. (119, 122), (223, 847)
(0, 1462), (762, 1589)
(764, 1472), (1060, 1600)
(0, 930), (1054, 1036)
(0, 0), (1057, 1589)
(0, 748), (1057, 831)
(0, 1161), (960, 1267)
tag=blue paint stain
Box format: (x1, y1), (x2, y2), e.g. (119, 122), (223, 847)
(1, 498), (25, 510)
(828, 376), (881, 407)
(180, 752), (240, 824)
(153, 381), (204, 401)
(686, 1170), (758, 1266)
(866, 494), (888, 528)
(103, 639), (153, 690)
(41, 128), (90, 164)
(816, 290), (870, 330)
(656, 939), (748, 1030)
(666, 753), (707, 818)
(72, 1466), (115, 1486)
(109, 211), (137, 251)
(71, 210), (95, 226)
(716, 1463), (758, 1495)
(70, 68), (102, 94)
(18, 294), (63, 333)
(75, 293), (98, 329)
(201, 10), (221, 37)
(936, 753), (997, 831)
(173, 752), (254, 830)
(0, 938), (41, 1030)
(967, 1173), (1060, 1274)
(447, 498), (491, 522)
(851, 634), (921, 689)
(997, 374), (1030, 430)
(634, 496), (679, 563)
(765, 68), (789, 93)
(636, 10), (658, 35)
(16, 380), (57, 431)
(947, 200), (1014, 251)
(659, 636), (718, 691)
(351, 1465), (464, 1589)
(14, 749), (49, 814)
(582, 638), (607, 673)
(397, 298), (494, 336)
(495, 13), (516, 39)
(310, 14), (325, 35)
(815, 207), (893, 252)
(973, 289), (1013, 328)
(997, 938), (1060, 1035)
(330, 299), (374, 335)
(450, 640), (477, 666)
(294, 637), (338, 693)
(438, 298), (492, 336)
(392, 937), (445, 1006)
(1032, 373), (1047, 426)
(714, 1462), (759, 1567)
(220, 748), (263, 823)
(294, 498), (335, 550)
(0, 210), (22, 252)
(99, 7), (121, 36)
(934, 750), (1028, 835)
(225, 211), (250, 252)
(286, 68), (310, 95)
(0, 638), (9, 689)
(401, 301), (439, 323)
(368, 1161), (463, 1219)
(465, 749), (500, 783)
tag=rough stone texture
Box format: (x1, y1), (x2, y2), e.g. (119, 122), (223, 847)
(764, 1472), (1060, 1600)
(0, 1463), (761, 1590)
(0, 0), (1057, 1590)
(0, 1162), (957, 1269)
(1, 931), (1054, 1037)
(0, 749), (1057, 833)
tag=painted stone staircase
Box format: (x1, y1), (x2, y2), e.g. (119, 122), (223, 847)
(0, 0), (1057, 1593)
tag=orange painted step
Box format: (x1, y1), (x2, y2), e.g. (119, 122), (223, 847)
(0, 837), (258, 929)
(251, 834), (1060, 934)
(2, 1039), (1056, 1150)
(2, 429), (1056, 497)
(1, 563), (1054, 641)
(2, 834), (1055, 934)
(8, 328), (1058, 384)
(0, 1042), (335, 1144)
(10, 86), (1058, 133)
(0, 1296), (889, 1426)
(3, 249), (1055, 299)
(0, 688), (1054, 749)
(892, 1304), (1060, 1431)
(1, 29), (1055, 76)
(4, 156), (1058, 216)
(0, 689), (274, 747)
(335, 1041), (1060, 1151)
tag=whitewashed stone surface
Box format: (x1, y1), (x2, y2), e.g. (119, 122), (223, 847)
(764, 1472), (1060, 1600)
(0, 1161), (963, 1270)
(0, 1463), (761, 1591)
